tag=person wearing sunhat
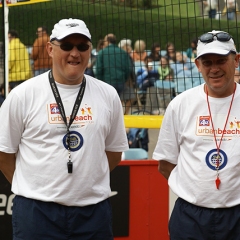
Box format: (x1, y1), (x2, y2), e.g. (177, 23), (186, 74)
(153, 30), (240, 239)
(0, 18), (128, 239)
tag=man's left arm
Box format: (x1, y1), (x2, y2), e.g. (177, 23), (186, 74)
(0, 152), (16, 184)
(105, 151), (122, 171)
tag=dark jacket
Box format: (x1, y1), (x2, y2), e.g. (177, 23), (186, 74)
(95, 44), (132, 84)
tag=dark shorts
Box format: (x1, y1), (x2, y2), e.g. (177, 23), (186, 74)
(12, 195), (113, 240)
(169, 198), (240, 240)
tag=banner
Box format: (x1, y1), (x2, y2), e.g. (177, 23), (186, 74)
(0, 0), (50, 6)
(0, 173), (13, 240)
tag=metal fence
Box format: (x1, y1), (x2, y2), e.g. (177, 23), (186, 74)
(1, 0), (240, 114)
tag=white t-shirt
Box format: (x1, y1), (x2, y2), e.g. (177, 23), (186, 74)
(0, 72), (129, 206)
(153, 83), (240, 208)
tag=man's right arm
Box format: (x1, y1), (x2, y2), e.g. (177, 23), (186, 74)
(158, 160), (176, 180)
(0, 152), (16, 184)
(30, 39), (38, 60)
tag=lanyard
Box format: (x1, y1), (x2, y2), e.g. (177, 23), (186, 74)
(49, 71), (86, 173)
(206, 84), (236, 189)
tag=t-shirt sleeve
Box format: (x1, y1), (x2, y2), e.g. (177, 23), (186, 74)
(0, 90), (25, 153)
(152, 103), (179, 164)
(105, 92), (128, 152)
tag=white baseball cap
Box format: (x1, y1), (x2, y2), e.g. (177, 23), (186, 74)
(50, 18), (91, 42)
(196, 30), (236, 59)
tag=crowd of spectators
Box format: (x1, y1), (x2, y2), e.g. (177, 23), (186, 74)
(2, 29), (240, 153)
(203, 0), (239, 20)
(3, 30), (239, 115)
(85, 37), (208, 113)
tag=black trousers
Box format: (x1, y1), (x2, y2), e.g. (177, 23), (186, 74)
(169, 198), (240, 240)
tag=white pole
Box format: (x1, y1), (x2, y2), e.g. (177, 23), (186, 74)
(4, 0), (9, 96)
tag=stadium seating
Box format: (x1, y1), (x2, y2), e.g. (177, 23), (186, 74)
(122, 148), (148, 160)
(175, 77), (194, 94)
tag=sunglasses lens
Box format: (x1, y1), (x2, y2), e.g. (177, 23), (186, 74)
(199, 32), (232, 43)
(216, 33), (231, 41)
(199, 33), (213, 43)
(60, 43), (74, 51)
(59, 43), (90, 52)
(77, 44), (90, 52)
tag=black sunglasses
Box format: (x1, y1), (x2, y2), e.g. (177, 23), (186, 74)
(51, 41), (90, 52)
(199, 32), (232, 43)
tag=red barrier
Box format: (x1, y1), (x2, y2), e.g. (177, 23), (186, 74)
(114, 160), (169, 240)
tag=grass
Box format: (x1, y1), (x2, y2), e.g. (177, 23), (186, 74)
(1, 0), (239, 51)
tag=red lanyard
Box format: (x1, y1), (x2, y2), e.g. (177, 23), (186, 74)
(206, 84), (236, 189)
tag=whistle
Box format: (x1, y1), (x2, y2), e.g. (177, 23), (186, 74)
(67, 161), (73, 174)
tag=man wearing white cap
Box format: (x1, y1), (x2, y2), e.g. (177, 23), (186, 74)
(0, 18), (128, 239)
(153, 30), (240, 239)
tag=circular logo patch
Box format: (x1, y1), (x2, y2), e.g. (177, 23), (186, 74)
(205, 149), (227, 171)
(63, 131), (84, 152)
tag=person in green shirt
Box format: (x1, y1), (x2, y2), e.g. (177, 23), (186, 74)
(95, 33), (132, 96)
